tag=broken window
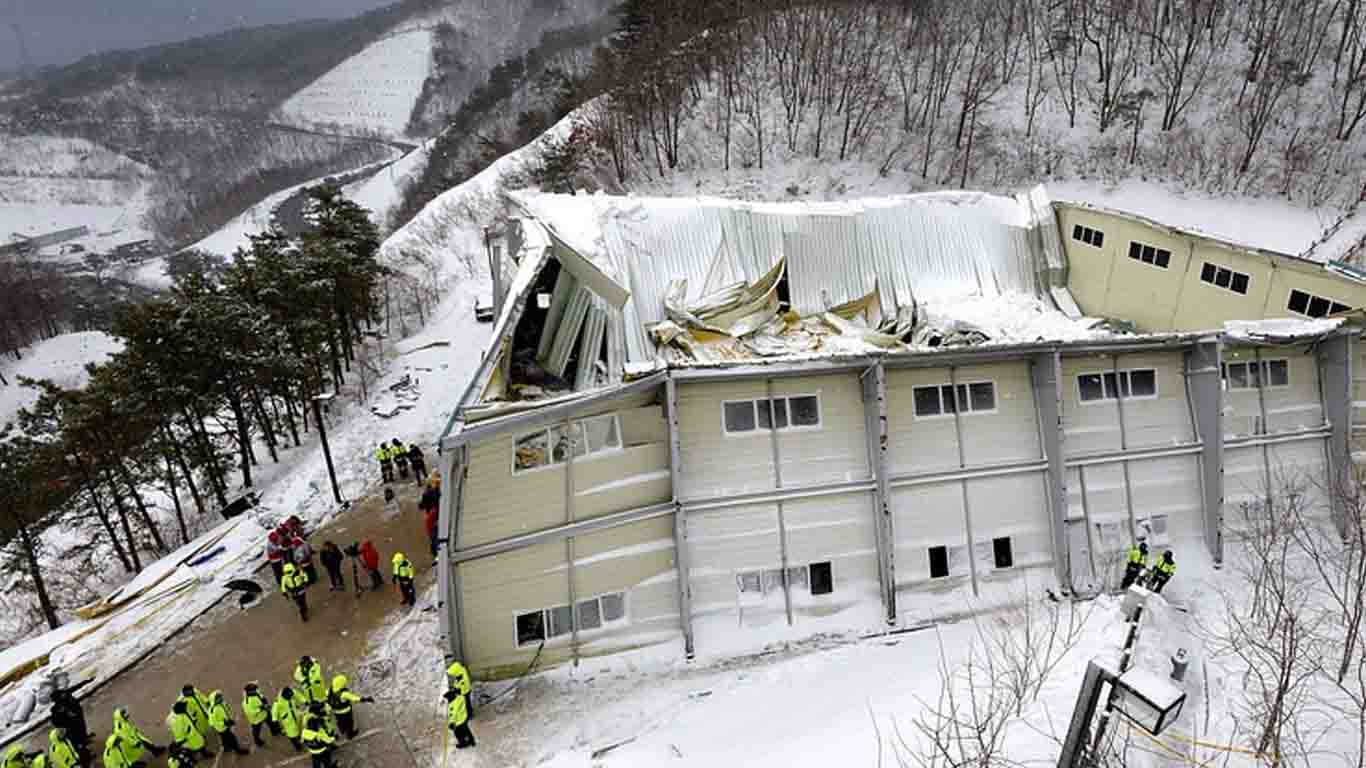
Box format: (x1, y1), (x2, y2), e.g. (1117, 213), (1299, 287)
(516, 611), (546, 647)
(513, 415), (621, 474)
(513, 430), (549, 472)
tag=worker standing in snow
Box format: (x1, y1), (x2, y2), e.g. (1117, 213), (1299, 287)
(382, 487), (400, 520)
(299, 713), (336, 768)
(112, 708), (163, 763)
(176, 687), (211, 743)
(207, 691), (249, 756)
(423, 500), (438, 560)
(391, 438), (409, 480)
(446, 659), (473, 720)
(241, 684), (278, 747)
(443, 689), (475, 749)
(1146, 551), (1176, 594)
(270, 689), (302, 752)
(319, 542), (345, 591)
(281, 563), (310, 622)
(392, 552), (416, 606)
(408, 443), (427, 487)
(266, 531), (287, 586)
(294, 656), (328, 705)
(359, 541), (383, 591)
(375, 443), (393, 484)
(1120, 541), (1148, 590)
(167, 702), (210, 761)
(326, 676), (372, 739)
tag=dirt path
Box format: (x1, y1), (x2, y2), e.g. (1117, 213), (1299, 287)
(8, 480), (440, 768)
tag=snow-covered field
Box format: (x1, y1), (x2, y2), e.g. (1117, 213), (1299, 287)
(0, 332), (124, 432)
(275, 24), (435, 140)
(344, 139), (434, 231)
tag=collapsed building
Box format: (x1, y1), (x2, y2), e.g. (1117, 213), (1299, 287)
(433, 187), (1362, 678)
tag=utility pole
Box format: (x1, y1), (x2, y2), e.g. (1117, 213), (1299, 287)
(312, 393), (345, 505)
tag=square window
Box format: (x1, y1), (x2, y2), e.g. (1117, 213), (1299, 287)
(928, 546), (949, 579)
(809, 562), (833, 595)
(724, 401), (756, 433)
(992, 537), (1014, 569)
(1308, 296), (1331, 318)
(1073, 224), (1085, 241)
(1200, 263), (1217, 283)
(1141, 245), (1156, 264)
(1155, 249), (1171, 268)
(1128, 369), (1156, 397)
(1228, 362), (1248, 389)
(738, 571), (762, 593)
(601, 593), (626, 622)
(516, 611), (546, 647)
(1092, 230), (1104, 247)
(913, 386), (941, 416)
(757, 398), (789, 429)
(1078, 373), (1104, 402)
(1332, 301), (1351, 315)
(547, 605), (573, 637)
(1288, 289), (1310, 314)
(940, 385), (958, 413)
(1265, 360), (1289, 387)
(1215, 268), (1232, 288)
(969, 382), (995, 411)
(1102, 372), (1120, 399)
(577, 598), (602, 631)
(583, 415), (620, 454)
(1231, 272), (1249, 294)
(789, 395), (820, 426)
(514, 430), (549, 472)
(550, 422), (585, 463)
(1129, 242), (1142, 261)
(787, 565), (809, 590)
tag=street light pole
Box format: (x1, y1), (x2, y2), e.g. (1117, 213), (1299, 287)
(312, 393), (344, 505)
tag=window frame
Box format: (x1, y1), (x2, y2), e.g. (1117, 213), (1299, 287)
(1127, 240), (1172, 270)
(991, 536), (1015, 569)
(1199, 261), (1251, 296)
(911, 380), (999, 420)
(1071, 224), (1105, 249)
(511, 413), (623, 475)
(720, 394), (823, 436)
(1076, 368), (1160, 405)
(514, 591), (629, 648)
(1222, 359), (1291, 390)
(1287, 288), (1352, 319)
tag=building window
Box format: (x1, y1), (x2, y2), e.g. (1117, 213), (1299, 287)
(1077, 369), (1158, 403)
(516, 592), (626, 647)
(513, 414), (621, 473)
(809, 562), (834, 595)
(1071, 224), (1105, 248)
(912, 381), (997, 418)
(992, 537), (1014, 569)
(722, 395), (821, 434)
(1222, 359), (1290, 390)
(928, 546), (950, 579)
(737, 563), (833, 595)
(1287, 288), (1351, 318)
(1127, 240), (1172, 269)
(1199, 262), (1250, 295)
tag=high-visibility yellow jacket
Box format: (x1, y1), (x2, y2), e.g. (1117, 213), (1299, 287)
(301, 725), (335, 756)
(30, 755), (47, 768)
(1126, 546), (1147, 566)
(4, 745), (27, 768)
(169, 713), (204, 751)
(50, 731), (79, 768)
(392, 555), (414, 581)
(328, 676), (362, 715)
(112, 710), (152, 763)
(208, 696), (234, 734)
(102, 733), (131, 768)
(294, 662), (327, 703)
(1156, 559), (1176, 577)
(271, 696), (301, 739)
(242, 691), (270, 726)
(447, 695), (468, 728)
(446, 661), (471, 696)
(281, 566), (308, 596)
(375, 446), (391, 462)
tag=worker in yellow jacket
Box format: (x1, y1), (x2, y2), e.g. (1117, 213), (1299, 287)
(100, 734), (132, 768)
(444, 689), (475, 749)
(326, 675), (372, 739)
(281, 564), (310, 622)
(300, 715), (337, 768)
(446, 659), (473, 719)
(167, 702), (210, 761)
(111, 708), (163, 764)
(241, 683), (279, 747)
(392, 553), (416, 606)
(207, 691), (249, 756)
(270, 688), (303, 752)
(49, 728), (81, 768)
(293, 656), (328, 704)
(375, 443), (393, 483)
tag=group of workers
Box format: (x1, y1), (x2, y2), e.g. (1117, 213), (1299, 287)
(374, 439), (426, 486)
(3, 657), (376, 768)
(1121, 541), (1178, 593)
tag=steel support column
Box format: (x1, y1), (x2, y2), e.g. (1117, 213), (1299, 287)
(437, 446), (467, 664)
(1185, 339), (1224, 565)
(861, 362), (896, 624)
(665, 377), (695, 658)
(1318, 333), (1355, 531)
(1030, 350), (1070, 589)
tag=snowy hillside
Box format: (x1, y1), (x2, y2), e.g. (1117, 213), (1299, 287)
(275, 23), (436, 140)
(344, 139), (435, 231)
(0, 332), (124, 431)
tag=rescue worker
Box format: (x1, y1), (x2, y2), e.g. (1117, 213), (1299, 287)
(176, 686), (211, 738)
(391, 439), (409, 480)
(241, 684), (278, 747)
(359, 541), (383, 591)
(167, 702), (210, 761)
(446, 659), (472, 719)
(408, 443), (427, 487)
(444, 689), (475, 749)
(281, 563), (310, 622)
(50, 729), (81, 768)
(4, 745), (36, 768)
(1120, 541), (1148, 590)
(294, 656), (328, 704)
(375, 443), (393, 484)
(320, 542), (345, 591)
(300, 711), (337, 768)
(112, 707), (164, 762)
(292, 536), (318, 586)
(207, 691), (249, 756)
(50, 689), (91, 761)
(1147, 550), (1176, 594)
(326, 676), (372, 739)
(266, 530), (287, 586)
(392, 552), (416, 606)
(30, 750), (50, 768)
(270, 688), (302, 752)
(101, 733), (133, 768)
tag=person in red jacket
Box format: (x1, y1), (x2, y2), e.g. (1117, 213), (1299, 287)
(359, 540), (383, 591)
(424, 506), (438, 559)
(266, 530), (287, 586)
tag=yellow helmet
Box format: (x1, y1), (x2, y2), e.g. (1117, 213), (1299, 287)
(332, 675), (348, 692)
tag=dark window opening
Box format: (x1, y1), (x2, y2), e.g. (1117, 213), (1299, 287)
(1200, 262), (1216, 282)
(507, 259), (572, 398)
(775, 267), (791, 312)
(914, 386), (941, 416)
(1128, 369), (1157, 397)
(516, 611), (546, 647)
(1308, 296), (1332, 317)
(1231, 273), (1249, 294)
(1073, 224), (1084, 241)
(992, 537), (1014, 569)
(928, 546), (949, 579)
(1093, 230), (1104, 247)
(809, 561), (833, 595)
(1288, 289), (1310, 314)
(1154, 249), (1171, 268)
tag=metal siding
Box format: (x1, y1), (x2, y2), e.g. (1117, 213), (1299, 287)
(957, 361), (1042, 464)
(965, 473), (1052, 572)
(1265, 349), (1324, 432)
(460, 540), (571, 678)
(574, 297), (608, 391)
(773, 373), (870, 485)
(890, 483), (967, 577)
(782, 493), (881, 621)
(573, 442), (671, 520)
(1127, 455), (1203, 539)
(570, 517), (682, 648)
(676, 380), (777, 497)
(1115, 352), (1196, 448)
(687, 503), (782, 628)
(546, 285), (592, 378)
(461, 433), (566, 548)
(884, 368), (962, 474)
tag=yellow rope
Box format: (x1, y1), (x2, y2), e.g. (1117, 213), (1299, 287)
(1166, 729), (1273, 759)
(440, 718), (450, 768)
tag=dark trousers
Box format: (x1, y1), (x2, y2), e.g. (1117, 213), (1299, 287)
(292, 592), (309, 622)
(250, 720), (278, 745)
(1120, 563), (1142, 589)
(336, 711), (356, 739)
(270, 560), (285, 586)
(289, 736), (302, 752)
(1151, 573), (1172, 593)
(218, 729), (248, 755)
(302, 562), (318, 585)
(451, 722), (475, 748)
(411, 460), (427, 485)
(309, 750), (336, 768)
(429, 531), (439, 558)
(325, 565), (345, 590)
(380, 461), (393, 483)
(396, 458), (409, 479)
(367, 568), (383, 590)
(398, 577), (415, 605)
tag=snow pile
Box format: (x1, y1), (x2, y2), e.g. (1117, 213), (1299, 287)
(0, 332), (124, 431)
(275, 24), (435, 140)
(1222, 317), (1343, 341)
(917, 293), (1109, 345)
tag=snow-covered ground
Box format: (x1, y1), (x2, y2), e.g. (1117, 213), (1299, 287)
(344, 138), (434, 231)
(275, 24), (435, 140)
(0, 332), (124, 432)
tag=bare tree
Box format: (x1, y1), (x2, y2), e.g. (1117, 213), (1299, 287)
(1147, 0), (1219, 130)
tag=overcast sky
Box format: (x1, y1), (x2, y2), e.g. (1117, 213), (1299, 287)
(4, 0), (399, 69)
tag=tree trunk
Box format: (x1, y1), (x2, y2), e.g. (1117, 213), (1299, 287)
(104, 467), (145, 572)
(185, 410), (229, 507)
(282, 394), (301, 447)
(115, 458), (168, 553)
(229, 388), (254, 488)
(17, 519), (61, 630)
(249, 388), (279, 463)
(166, 426), (207, 516)
(84, 476), (133, 573)
(165, 454), (190, 546)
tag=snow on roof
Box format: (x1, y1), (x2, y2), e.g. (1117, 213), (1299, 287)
(1222, 317), (1344, 342)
